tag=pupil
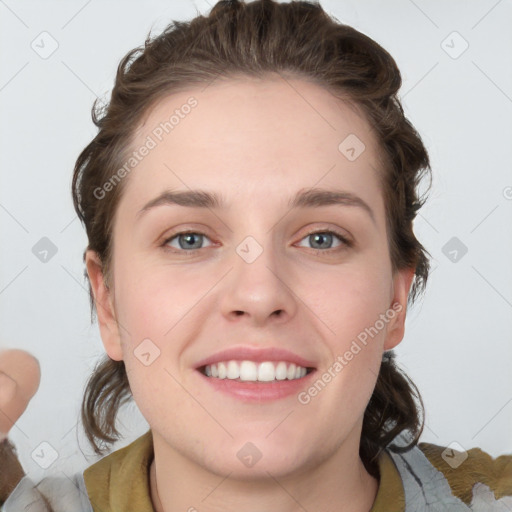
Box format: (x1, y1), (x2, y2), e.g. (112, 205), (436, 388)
(181, 233), (201, 249)
(312, 233), (331, 249)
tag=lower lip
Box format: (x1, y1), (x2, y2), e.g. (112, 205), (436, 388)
(196, 369), (316, 402)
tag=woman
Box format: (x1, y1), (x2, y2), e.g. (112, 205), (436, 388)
(2, 0), (511, 510)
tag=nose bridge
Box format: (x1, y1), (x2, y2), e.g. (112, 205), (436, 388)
(220, 231), (297, 323)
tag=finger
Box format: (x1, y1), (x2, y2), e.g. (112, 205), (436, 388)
(0, 371), (18, 440)
(0, 350), (41, 437)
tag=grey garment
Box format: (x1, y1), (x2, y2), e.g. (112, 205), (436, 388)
(385, 433), (512, 511)
(3, 437), (509, 512)
(386, 432), (472, 511)
(2, 472), (93, 512)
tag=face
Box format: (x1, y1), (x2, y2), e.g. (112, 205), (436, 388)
(87, 75), (414, 479)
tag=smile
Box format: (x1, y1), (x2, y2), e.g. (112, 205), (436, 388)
(200, 360), (313, 382)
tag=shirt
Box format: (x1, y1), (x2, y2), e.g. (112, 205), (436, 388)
(3, 429), (512, 511)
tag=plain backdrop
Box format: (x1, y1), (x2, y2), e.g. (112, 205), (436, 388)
(1, 0), (511, 483)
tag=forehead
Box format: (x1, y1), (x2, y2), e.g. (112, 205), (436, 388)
(121, 75), (385, 215)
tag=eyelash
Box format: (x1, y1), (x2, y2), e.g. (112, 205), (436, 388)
(160, 228), (353, 255)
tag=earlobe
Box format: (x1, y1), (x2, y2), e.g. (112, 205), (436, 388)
(383, 268), (416, 351)
(85, 250), (123, 361)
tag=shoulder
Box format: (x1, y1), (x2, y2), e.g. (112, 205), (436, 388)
(417, 441), (512, 506)
(383, 434), (512, 511)
(1, 473), (93, 512)
(82, 430), (155, 511)
(83, 428), (153, 484)
(1, 431), (154, 512)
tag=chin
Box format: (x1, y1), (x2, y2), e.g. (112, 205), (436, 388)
(199, 440), (315, 481)
(207, 456), (307, 482)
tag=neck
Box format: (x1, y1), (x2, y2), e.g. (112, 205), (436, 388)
(149, 431), (379, 512)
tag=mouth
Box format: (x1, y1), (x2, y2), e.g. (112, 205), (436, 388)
(193, 346), (318, 401)
(197, 360), (316, 383)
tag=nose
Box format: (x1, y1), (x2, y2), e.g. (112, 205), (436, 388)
(220, 237), (298, 327)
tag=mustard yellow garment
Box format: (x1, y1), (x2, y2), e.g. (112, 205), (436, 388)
(83, 430), (512, 511)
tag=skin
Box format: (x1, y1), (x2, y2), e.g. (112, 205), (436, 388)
(0, 349), (40, 501)
(86, 74), (415, 512)
(0, 349), (40, 440)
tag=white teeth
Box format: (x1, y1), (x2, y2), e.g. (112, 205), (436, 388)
(240, 361), (258, 381)
(227, 360), (239, 379)
(202, 360), (310, 382)
(258, 361), (275, 382)
(275, 361), (287, 380)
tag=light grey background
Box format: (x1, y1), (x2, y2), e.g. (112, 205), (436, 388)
(1, 0), (511, 482)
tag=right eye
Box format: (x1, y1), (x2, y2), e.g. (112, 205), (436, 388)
(162, 231), (214, 254)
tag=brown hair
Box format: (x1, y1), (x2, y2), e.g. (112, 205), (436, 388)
(74, 0), (430, 477)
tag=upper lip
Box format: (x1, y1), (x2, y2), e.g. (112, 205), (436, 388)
(194, 346), (317, 370)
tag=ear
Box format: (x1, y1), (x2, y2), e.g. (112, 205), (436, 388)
(383, 267), (416, 351)
(85, 250), (123, 361)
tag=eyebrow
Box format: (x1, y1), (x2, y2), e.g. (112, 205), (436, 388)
(136, 187), (376, 224)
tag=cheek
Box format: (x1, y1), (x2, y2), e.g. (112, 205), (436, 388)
(112, 259), (213, 386)
(113, 259), (188, 340)
(300, 262), (393, 341)
(296, 263), (391, 404)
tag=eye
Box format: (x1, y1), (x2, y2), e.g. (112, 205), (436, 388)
(162, 231), (213, 253)
(296, 229), (352, 252)
(161, 228), (352, 255)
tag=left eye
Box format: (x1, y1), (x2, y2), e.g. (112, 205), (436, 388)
(296, 230), (349, 251)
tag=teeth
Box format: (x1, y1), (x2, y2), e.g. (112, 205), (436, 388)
(241, 360), (258, 381)
(227, 360), (239, 379)
(258, 361), (277, 382)
(287, 363), (297, 379)
(275, 361), (287, 380)
(202, 360), (309, 382)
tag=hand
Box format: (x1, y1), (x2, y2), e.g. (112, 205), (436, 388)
(0, 349), (41, 503)
(0, 349), (41, 440)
